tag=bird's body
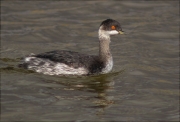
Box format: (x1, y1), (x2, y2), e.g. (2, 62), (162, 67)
(19, 19), (124, 76)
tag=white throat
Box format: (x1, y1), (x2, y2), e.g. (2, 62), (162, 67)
(98, 26), (110, 41)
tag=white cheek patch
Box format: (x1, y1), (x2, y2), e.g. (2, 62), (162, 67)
(108, 30), (119, 35)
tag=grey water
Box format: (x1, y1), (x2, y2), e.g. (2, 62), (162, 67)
(1, 1), (179, 121)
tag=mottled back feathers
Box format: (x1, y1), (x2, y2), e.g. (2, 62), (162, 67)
(34, 50), (105, 74)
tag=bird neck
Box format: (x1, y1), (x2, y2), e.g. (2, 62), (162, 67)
(98, 29), (112, 62)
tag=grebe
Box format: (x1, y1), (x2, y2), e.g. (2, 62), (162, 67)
(19, 19), (124, 75)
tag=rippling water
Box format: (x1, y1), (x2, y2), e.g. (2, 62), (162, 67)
(1, 1), (179, 121)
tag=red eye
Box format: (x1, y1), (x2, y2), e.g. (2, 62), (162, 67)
(111, 25), (116, 30)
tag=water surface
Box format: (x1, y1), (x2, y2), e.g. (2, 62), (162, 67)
(1, 1), (179, 121)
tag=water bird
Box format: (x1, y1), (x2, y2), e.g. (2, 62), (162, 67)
(19, 19), (124, 76)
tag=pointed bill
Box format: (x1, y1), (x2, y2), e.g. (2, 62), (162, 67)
(119, 30), (124, 35)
